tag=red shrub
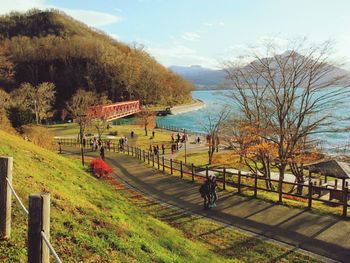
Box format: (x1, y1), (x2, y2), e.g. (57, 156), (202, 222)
(90, 158), (113, 179)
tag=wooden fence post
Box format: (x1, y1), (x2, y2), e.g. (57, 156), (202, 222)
(278, 177), (283, 203)
(143, 150), (146, 162)
(152, 154), (155, 167)
(206, 165), (209, 179)
(0, 157), (13, 239)
(28, 193), (50, 263)
(308, 182), (313, 210)
(253, 172), (258, 197)
(180, 161), (183, 178)
(127, 145), (130, 155)
(162, 157), (165, 173)
(147, 152), (150, 164)
(342, 187), (348, 217)
(191, 163), (195, 182)
(170, 159), (173, 175)
(223, 168), (226, 190)
(238, 171), (241, 194)
(157, 155), (160, 169)
(131, 146), (134, 157)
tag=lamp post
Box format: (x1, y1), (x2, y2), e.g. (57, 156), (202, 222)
(184, 129), (187, 164)
(77, 114), (87, 166)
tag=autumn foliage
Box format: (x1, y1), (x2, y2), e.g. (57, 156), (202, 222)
(90, 158), (113, 179)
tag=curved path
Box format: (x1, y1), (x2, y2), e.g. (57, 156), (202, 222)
(63, 147), (349, 263)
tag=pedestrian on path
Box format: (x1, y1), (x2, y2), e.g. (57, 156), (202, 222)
(199, 178), (211, 210)
(161, 144), (165, 155)
(210, 175), (218, 207)
(100, 146), (105, 160)
(152, 130), (155, 138)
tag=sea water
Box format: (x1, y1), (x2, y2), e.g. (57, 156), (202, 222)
(157, 89), (350, 154)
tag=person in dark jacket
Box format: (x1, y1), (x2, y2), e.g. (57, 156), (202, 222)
(100, 146), (105, 160)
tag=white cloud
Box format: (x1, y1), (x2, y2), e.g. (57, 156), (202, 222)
(203, 22), (213, 27)
(181, 32), (201, 41)
(334, 36), (350, 70)
(59, 8), (121, 27)
(147, 44), (218, 68)
(0, 0), (121, 27)
(202, 21), (224, 27)
(0, 0), (44, 14)
(109, 33), (120, 40)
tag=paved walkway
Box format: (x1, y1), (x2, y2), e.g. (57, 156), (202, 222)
(64, 147), (350, 263)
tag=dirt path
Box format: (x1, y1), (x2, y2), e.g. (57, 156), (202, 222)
(62, 147), (350, 263)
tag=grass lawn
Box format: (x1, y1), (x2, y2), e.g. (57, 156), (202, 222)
(0, 130), (227, 262)
(0, 128), (322, 262)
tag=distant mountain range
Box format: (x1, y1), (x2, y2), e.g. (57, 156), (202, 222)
(169, 65), (227, 89)
(169, 55), (350, 90)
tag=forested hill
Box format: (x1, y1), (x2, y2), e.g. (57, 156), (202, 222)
(0, 9), (193, 111)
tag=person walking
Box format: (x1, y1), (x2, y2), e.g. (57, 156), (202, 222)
(197, 136), (201, 144)
(152, 130), (155, 138)
(131, 131), (134, 138)
(100, 145), (105, 160)
(106, 140), (111, 151)
(210, 175), (218, 207)
(176, 133), (181, 142)
(161, 144), (165, 155)
(199, 177), (212, 210)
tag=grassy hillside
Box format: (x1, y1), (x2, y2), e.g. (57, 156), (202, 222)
(0, 9), (193, 109)
(0, 130), (227, 262)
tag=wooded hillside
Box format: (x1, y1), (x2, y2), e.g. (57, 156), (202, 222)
(0, 9), (193, 113)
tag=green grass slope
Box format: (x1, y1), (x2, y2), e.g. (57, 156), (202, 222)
(0, 130), (228, 262)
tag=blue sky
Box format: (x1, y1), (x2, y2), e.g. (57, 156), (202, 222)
(1, 0), (350, 69)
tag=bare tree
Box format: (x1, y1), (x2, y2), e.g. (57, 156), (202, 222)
(66, 89), (97, 144)
(67, 90), (111, 143)
(137, 110), (155, 136)
(224, 39), (349, 193)
(12, 82), (56, 125)
(201, 108), (230, 164)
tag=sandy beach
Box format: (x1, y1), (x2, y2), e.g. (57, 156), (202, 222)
(170, 99), (205, 115)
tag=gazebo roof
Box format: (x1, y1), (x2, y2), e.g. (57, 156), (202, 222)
(304, 160), (350, 179)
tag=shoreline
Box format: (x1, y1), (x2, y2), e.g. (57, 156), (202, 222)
(170, 99), (205, 115)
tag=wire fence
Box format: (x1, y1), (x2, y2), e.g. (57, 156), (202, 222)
(0, 157), (62, 263)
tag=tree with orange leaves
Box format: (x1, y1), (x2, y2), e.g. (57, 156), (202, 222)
(137, 110), (155, 136)
(224, 39), (349, 195)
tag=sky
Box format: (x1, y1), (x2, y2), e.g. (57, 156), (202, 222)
(1, 0), (350, 69)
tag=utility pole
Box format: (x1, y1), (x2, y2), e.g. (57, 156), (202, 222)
(184, 129), (187, 164)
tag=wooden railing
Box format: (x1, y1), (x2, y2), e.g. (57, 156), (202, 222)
(55, 139), (350, 218)
(0, 157), (62, 263)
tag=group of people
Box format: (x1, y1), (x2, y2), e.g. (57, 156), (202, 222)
(171, 132), (188, 143)
(199, 175), (218, 210)
(149, 144), (165, 155)
(118, 136), (128, 150)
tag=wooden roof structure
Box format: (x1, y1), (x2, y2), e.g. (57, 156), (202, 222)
(304, 160), (350, 179)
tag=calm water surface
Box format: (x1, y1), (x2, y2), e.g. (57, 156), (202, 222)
(157, 89), (350, 153)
